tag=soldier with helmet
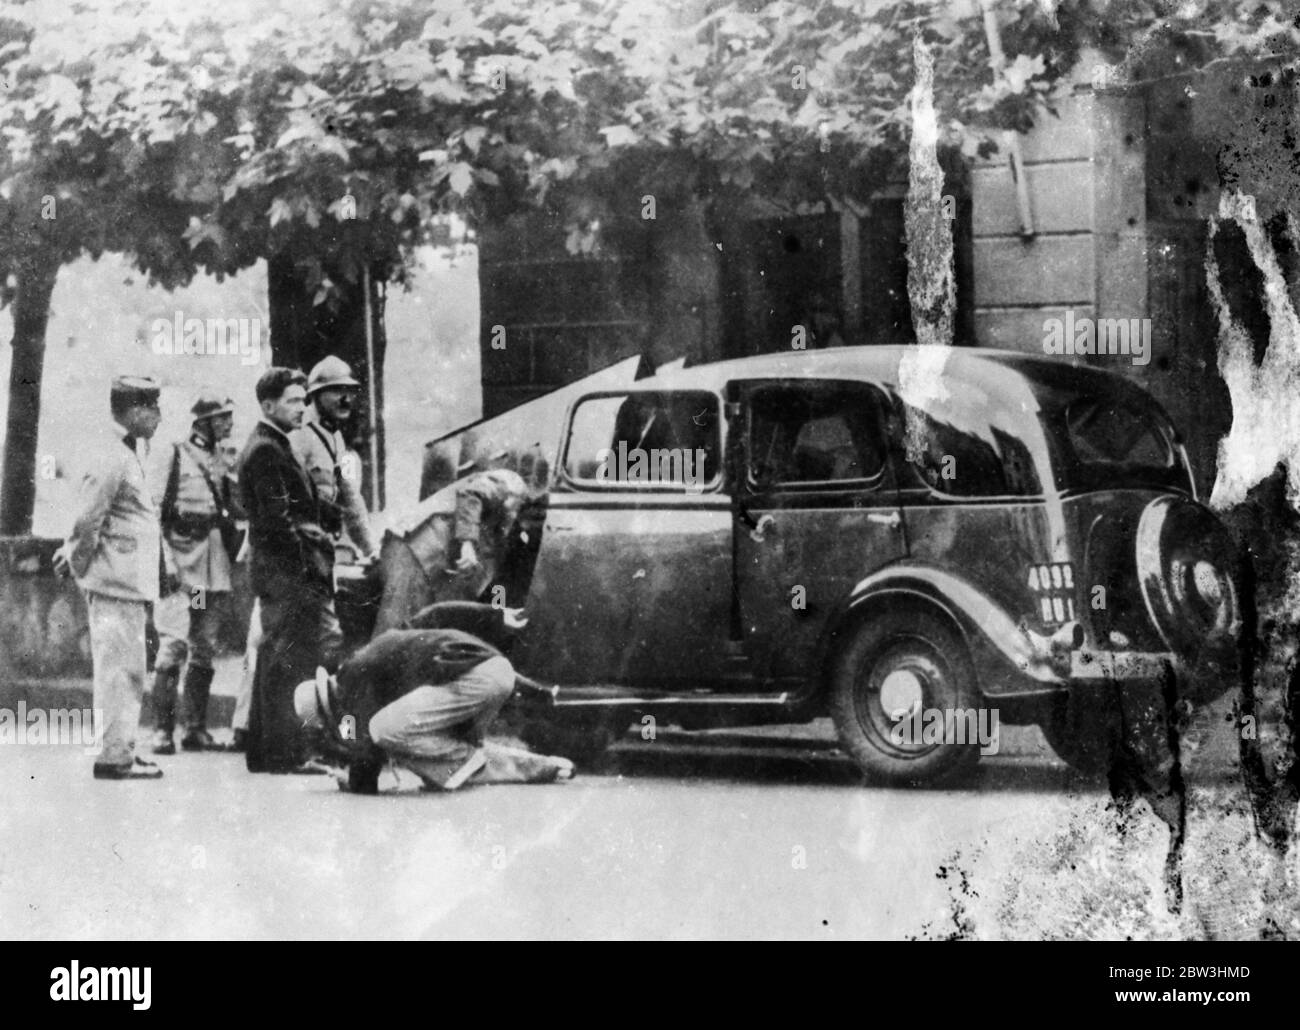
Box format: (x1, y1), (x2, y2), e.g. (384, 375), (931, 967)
(292, 355), (377, 561)
(151, 392), (242, 754)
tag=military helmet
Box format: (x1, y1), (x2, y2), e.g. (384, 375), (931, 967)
(190, 392), (235, 422)
(306, 355), (361, 396)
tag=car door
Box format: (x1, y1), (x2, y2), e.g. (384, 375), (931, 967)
(513, 388), (732, 687)
(728, 378), (908, 681)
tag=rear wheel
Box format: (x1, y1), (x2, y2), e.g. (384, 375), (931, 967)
(829, 609), (984, 786)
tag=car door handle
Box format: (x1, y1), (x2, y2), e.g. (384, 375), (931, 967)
(867, 511), (901, 529)
(749, 513), (777, 542)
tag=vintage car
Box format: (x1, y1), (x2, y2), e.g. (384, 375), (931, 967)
(366, 346), (1241, 785)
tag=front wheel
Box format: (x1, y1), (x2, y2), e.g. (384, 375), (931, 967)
(828, 610), (984, 786)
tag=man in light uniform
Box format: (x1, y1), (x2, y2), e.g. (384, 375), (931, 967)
(55, 376), (164, 780)
(152, 393), (240, 754)
(292, 355), (376, 562)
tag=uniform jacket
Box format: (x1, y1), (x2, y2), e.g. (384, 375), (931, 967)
(160, 435), (236, 592)
(65, 421), (161, 603)
(237, 419), (330, 595)
(329, 628), (504, 770)
(290, 413), (375, 555)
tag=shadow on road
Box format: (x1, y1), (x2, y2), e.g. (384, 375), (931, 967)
(592, 738), (1244, 794)
(595, 740), (1087, 792)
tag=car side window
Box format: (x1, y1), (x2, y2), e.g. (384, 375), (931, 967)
(896, 400), (1042, 498)
(747, 383), (886, 490)
(563, 390), (721, 488)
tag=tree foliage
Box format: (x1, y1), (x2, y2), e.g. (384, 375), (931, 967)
(3, 0), (1299, 302)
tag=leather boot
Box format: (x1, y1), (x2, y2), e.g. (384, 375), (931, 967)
(180, 665), (227, 751)
(151, 667), (180, 754)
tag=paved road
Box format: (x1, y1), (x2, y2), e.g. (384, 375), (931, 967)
(0, 706), (1272, 940)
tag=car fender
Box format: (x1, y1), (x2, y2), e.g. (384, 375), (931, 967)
(817, 563), (1067, 699)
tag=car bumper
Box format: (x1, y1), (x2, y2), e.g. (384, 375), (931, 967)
(999, 647), (1236, 704)
(1068, 649), (1171, 681)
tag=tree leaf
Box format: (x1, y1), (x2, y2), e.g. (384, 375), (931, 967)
(448, 162), (473, 195)
(599, 124), (637, 147)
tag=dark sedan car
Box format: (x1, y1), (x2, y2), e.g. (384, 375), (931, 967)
(373, 347), (1241, 785)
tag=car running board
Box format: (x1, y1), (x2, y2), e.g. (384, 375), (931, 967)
(549, 687), (793, 709)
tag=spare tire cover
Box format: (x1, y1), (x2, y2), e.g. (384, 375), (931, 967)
(1135, 496), (1240, 666)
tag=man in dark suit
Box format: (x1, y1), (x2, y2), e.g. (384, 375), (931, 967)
(238, 367), (342, 773)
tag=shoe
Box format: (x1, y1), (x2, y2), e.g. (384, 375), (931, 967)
(94, 757), (164, 780)
(552, 758), (576, 782)
(442, 747), (487, 791)
(181, 729), (236, 752)
(151, 729), (176, 756)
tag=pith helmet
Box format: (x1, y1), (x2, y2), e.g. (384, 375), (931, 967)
(307, 355), (361, 395)
(191, 392), (235, 422)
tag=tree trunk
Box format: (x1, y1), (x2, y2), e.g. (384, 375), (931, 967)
(0, 249), (60, 536)
(266, 254), (388, 510)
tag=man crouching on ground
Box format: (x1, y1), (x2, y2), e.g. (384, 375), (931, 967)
(294, 628), (574, 794)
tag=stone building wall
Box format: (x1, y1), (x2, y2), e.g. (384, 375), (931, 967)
(971, 85), (1147, 356)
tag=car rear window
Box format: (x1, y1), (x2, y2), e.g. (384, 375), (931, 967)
(1047, 395), (1189, 493)
(986, 358), (1195, 495)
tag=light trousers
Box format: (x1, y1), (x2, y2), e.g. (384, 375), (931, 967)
(86, 592), (148, 768)
(367, 656), (570, 787)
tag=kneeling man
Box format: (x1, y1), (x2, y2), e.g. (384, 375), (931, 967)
(295, 628), (572, 793)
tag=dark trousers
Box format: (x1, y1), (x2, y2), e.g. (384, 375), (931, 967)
(246, 582), (343, 772)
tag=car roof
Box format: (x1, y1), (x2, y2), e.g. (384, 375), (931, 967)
(623, 345), (1148, 410)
